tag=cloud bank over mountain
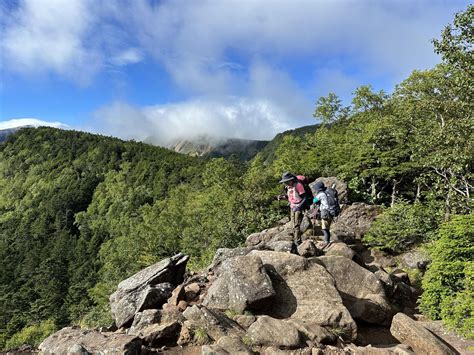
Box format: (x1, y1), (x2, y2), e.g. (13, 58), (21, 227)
(1, 0), (467, 142)
(0, 118), (68, 130)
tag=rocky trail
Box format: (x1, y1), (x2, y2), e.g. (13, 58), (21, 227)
(27, 178), (472, 354)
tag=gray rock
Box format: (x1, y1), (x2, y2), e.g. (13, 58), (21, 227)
(138, 283), (174, 310)
(345, 343), (415, 354)
(129, 309), (162, 334)
(183, 305), (244, 341)
(271, 229), (294, 242)
(297, 240), (321, 258)
(132, 321), (181, 347)
(209, 247), (260, 271)
(390, 313), (457, 355)
(245, 227), (285, 247)
(324, 242), (356, 260)
(287, 319), (335, 344)
(300, 215), (313, 234)
(264, 347), (313, 354)
(67, 344), (89, 354)
(39, 327), (142, 354)
(109, 253), (188, 328)
(203, 255), (275, 313)
(266, 240), (294, 253)
(184, 282), (202, 302)
(216, 335), (253, 354)
(316, 256), (393, 326)
(247, 316), (301, 348)
(331, 203), (382, 240)
(248, 251), (357, 341)
(234, 315), (257, 329)
(395, 249), (431, 270)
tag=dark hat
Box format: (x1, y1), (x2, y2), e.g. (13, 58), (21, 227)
(314, 181), (326, 192)
(279, 172), (296, 183)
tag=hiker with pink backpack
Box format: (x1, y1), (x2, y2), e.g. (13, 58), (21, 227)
(278, 172), (313, 244)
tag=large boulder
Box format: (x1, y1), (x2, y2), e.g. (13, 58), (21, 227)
(324, 242), (356, 260)
(247, 315), (301, 348)
(316, 256), (393, 325)
(203, 255), (276, 313)
(390, 313), (457, 355)
(183, 305), (244, 341)
(131, 321), (181, 347)
(331, 203), (382, 241)
(110, 253), (189, 328)
(248, 250), (357, 341)
(39, 327), (142, 354)
(210, 247), (261, 271)
(245, 226), (286, 246)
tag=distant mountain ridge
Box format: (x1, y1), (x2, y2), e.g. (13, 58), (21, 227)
(167, 135), (269, 161)
(0, 126), (34, 143)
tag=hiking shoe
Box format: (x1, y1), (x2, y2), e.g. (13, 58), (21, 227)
(322, 241), (332, 249)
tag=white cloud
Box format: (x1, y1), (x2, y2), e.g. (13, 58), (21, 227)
(92, 97), (301, 144)
(1, 0), (100, 84)
(110, 48), (144, 66)
(0, 118), (68, 130)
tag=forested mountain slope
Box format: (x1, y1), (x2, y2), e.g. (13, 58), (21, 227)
(0, 128), (276, 349)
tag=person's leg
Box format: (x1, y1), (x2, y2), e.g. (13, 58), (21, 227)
(321, 217), (332, 243)
(293, 210), (302, 244)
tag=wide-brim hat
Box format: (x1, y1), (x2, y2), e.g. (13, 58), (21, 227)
(314, 181), (326, 191)
(279, 172), (296, 183)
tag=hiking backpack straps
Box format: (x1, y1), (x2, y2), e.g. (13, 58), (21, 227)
(324, 187), (341, 217)
(296, 175), (314, 209)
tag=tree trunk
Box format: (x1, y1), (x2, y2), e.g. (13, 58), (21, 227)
(415, 182), (421, 203)
(391, 179), (400, 207)
(444, 188), (451, 221)
(371, 177), (377, 203)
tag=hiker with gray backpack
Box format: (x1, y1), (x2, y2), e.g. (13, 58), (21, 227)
(312, 181), (341, 247)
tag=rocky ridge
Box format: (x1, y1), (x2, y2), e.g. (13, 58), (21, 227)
(38, 178), (460, 354)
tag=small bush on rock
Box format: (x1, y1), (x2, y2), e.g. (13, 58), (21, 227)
(5, 319), (56, 350)
(419, 214), (474, 338)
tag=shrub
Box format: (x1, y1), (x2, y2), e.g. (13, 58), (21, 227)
(419, 214), (474, 338)
(4, 319), (56, 350)
(364, 201), (442, 253)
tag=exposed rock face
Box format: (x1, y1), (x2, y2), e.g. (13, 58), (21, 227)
(247, 315), (301, 348)
(39, 327), (142, 354)
(331, 203), (382, 241)
(316, 256), (393, 326)
(390, 313), (457, 355)
(110, 253), (189, 328)
(203, 255), (276, 313)
(248, 250), (357, 341)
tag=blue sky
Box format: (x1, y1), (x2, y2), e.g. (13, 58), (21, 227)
(0, 0), (469, 143)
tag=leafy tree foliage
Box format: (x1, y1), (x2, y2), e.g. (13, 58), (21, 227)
(364, 201), (442, 253)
